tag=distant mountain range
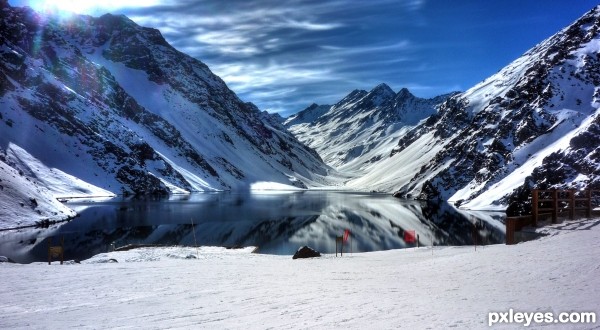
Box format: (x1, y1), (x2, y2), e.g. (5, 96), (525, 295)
(285, 84), (455, 173)
(2, 0), (600, 227)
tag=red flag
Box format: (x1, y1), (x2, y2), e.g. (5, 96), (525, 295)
(343, 229), (350, 242)
(404, 230), (416, 243)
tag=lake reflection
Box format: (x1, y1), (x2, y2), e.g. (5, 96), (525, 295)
(0, 191), (505, 263)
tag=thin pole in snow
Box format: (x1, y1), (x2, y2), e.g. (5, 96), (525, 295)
(351, 222), (354, 255)
(191, 218), (199, 259)
(472, 217), (478, 252)
(431, 231), (433, 255)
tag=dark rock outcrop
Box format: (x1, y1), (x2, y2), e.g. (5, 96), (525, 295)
(292, 246), (321, 259)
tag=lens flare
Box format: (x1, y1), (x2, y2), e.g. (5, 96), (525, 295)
(24, 0), (164, 16)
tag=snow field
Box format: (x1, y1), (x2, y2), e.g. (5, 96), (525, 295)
(1, 219), (599, 329)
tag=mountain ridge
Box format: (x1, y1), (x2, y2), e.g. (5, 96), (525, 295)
(285, 84), (455, 172)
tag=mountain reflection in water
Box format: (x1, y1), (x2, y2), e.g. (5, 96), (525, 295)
(0, 191), (505, 263)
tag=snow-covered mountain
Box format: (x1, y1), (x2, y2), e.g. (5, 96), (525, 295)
(285, 84), (454, 174)
(348, 5), (600, 212)
(0, 1), (330, 225)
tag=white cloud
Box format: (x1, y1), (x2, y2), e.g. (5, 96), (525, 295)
(213, 62), (335, 93)
(279, 19), (344, 31)
(320, 41), (413, 56)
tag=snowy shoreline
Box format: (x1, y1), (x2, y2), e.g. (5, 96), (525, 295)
(1, 218), (599, 329)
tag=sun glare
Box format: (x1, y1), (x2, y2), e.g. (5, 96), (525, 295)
(27, 0), (163, 15)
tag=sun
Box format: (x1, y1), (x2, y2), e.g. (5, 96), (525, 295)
(22, 0), (163, 16)
(22, 0), (108, 15)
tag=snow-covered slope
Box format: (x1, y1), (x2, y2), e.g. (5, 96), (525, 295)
(285, 84), (453, 174)
(0, 1), (330, 212)
(0, 153), (75, 228)
(0, 144), (115, 228)
(346, 5), (600, 212)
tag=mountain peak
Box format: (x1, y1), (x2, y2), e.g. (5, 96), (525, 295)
(283, 103), (331, 126)
(98, 12), (136, 27)
(370, 83), (395, 95)
(362, 83), (395, 107)
(396, 87), (414, 100)
(335, 89), (368, 107)
(286, 84), (452, 170)
(304, 103), (320, 111)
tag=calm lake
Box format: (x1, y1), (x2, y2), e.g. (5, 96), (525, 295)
(0, 191), (506, 263)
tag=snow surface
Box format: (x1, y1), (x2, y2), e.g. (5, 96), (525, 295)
(1, 219), (599, 329)
(0, 142), (116, 229)
(249, 181), (304, 191)
(0, 143), (114, 229)
(345, 130), (447, 192)
(0, 156), (75, 229)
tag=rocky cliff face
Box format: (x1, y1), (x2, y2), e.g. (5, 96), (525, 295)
(0, 1), (330, 201)
(383, 5), (600, 211)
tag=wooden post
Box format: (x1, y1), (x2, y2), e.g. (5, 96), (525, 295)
(47, 237), (52, 265)
(531, 189), (539, 227)
(472, 223), (477, 251)
(552, 190), (558, 224)
(48, 236), (65, 265)
(335, 236), (343, 257)
(506, 217), (515, 245)
(59, 236), (64, 264)
(570, 189), (576, 220)
(586, 189), (592, 218)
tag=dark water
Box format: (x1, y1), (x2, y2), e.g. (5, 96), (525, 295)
(0, 191), (506, 263)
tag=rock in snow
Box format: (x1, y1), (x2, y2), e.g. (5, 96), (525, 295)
(292, 246), (321, 259)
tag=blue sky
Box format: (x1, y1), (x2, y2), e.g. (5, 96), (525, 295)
(9, 0), (600, 116)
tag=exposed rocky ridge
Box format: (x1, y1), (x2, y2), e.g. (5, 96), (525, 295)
(386, 5), (600, 211)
